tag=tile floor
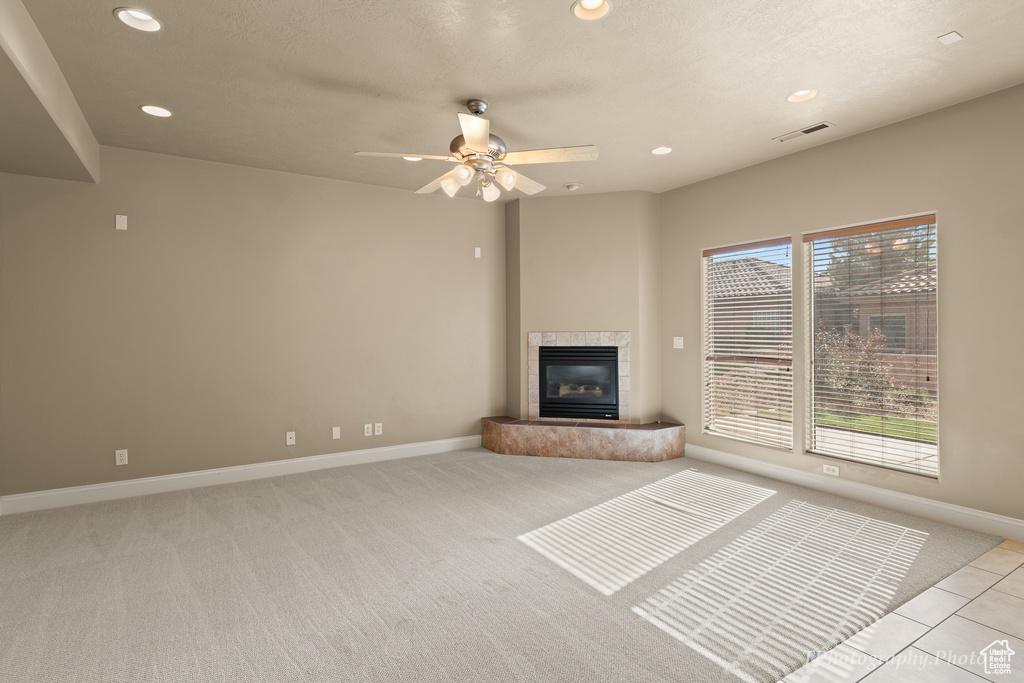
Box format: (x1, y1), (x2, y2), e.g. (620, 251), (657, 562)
(783, 539), (1024, 682)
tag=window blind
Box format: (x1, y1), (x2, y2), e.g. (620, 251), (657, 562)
(805, 215), (938, 476)
(702, 238), (793, 448)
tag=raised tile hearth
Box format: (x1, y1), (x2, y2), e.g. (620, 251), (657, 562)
(482, 416), (685, 462)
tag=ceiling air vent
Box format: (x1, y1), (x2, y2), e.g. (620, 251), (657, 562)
(773, 121), (836, 142)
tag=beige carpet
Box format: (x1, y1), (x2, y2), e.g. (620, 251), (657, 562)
(0, 448), (1001, 682)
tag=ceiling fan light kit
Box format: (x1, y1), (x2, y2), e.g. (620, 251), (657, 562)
(356, 99), (598, 201)
(495, 168), (518, 191)
(481, 182), (501, 203)
(453, 164), (475, 186)
(441, 176), (460, 198)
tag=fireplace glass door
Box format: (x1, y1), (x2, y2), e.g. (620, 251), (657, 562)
(539, 346), (618, 420)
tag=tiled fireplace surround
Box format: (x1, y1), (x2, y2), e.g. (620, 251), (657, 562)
(527, 330), (631, 422)
(481, 331), (685, 462)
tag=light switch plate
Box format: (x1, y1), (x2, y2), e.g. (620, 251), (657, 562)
(673, 336), (684, 349)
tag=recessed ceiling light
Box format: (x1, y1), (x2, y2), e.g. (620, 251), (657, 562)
(651, 147), (672, 155)
(564, 183), (583, 192)
(937, 31), (963, 45)
(402, 156), (422, 162)
(571, 0), (611, 20)
(787, 89), (818, 103)
(140, 105), (172, 117)
(114, 8), (161, 32)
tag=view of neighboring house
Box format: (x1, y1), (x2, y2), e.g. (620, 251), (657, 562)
(706, 256), (793, 355)
(816, 265), (937, 393)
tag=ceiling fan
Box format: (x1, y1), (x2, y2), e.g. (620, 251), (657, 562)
(356, 99), (598, 201)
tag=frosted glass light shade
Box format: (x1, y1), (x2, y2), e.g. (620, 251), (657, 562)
(495, 169), (518, 191)
(453, 164), (475, 186)
(440, 176), (460, 197)
(481, 183), (501, 202)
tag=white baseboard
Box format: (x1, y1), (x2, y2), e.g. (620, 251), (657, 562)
(685, 444), (1024, 540)
(0, 435), (482, 516)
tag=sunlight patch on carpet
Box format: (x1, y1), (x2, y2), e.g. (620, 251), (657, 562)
(632, 500), (929, 683)
(517, 469), (775, 595)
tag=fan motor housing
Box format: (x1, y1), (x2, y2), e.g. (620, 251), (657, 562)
(450, 134), (507, 161)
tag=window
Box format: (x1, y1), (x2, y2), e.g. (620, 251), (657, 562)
(702, 238), (793, 449)
(867, 313), (907, 351)
(805, 215), (938, 476)
(753, 310), (781, 331)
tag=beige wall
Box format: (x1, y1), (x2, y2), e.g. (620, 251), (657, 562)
(659, 84), (1024, 520)
(508, 191), (662, 422)
(0, 146), (506, 495)
(504, 201), (522, 416)
(5, 86), (1023, 523)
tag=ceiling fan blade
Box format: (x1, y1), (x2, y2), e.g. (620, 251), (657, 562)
(511, 172), (546, 196)
(415, 170), (454, 194)
(458, 113), (490, 153)
(502, 145), (598, 165)
(355, 152), (454, 161)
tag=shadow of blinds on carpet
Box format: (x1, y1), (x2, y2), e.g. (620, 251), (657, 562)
(632, 500), (928, 683)
(517, 469), (776, 595)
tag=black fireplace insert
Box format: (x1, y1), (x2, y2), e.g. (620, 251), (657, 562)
(539, 346), (618, 420)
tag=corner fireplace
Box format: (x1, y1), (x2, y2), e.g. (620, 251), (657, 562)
(539, 346), (619, 420)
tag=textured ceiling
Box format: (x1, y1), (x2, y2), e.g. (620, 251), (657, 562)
(8, 0), (1024, 196)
